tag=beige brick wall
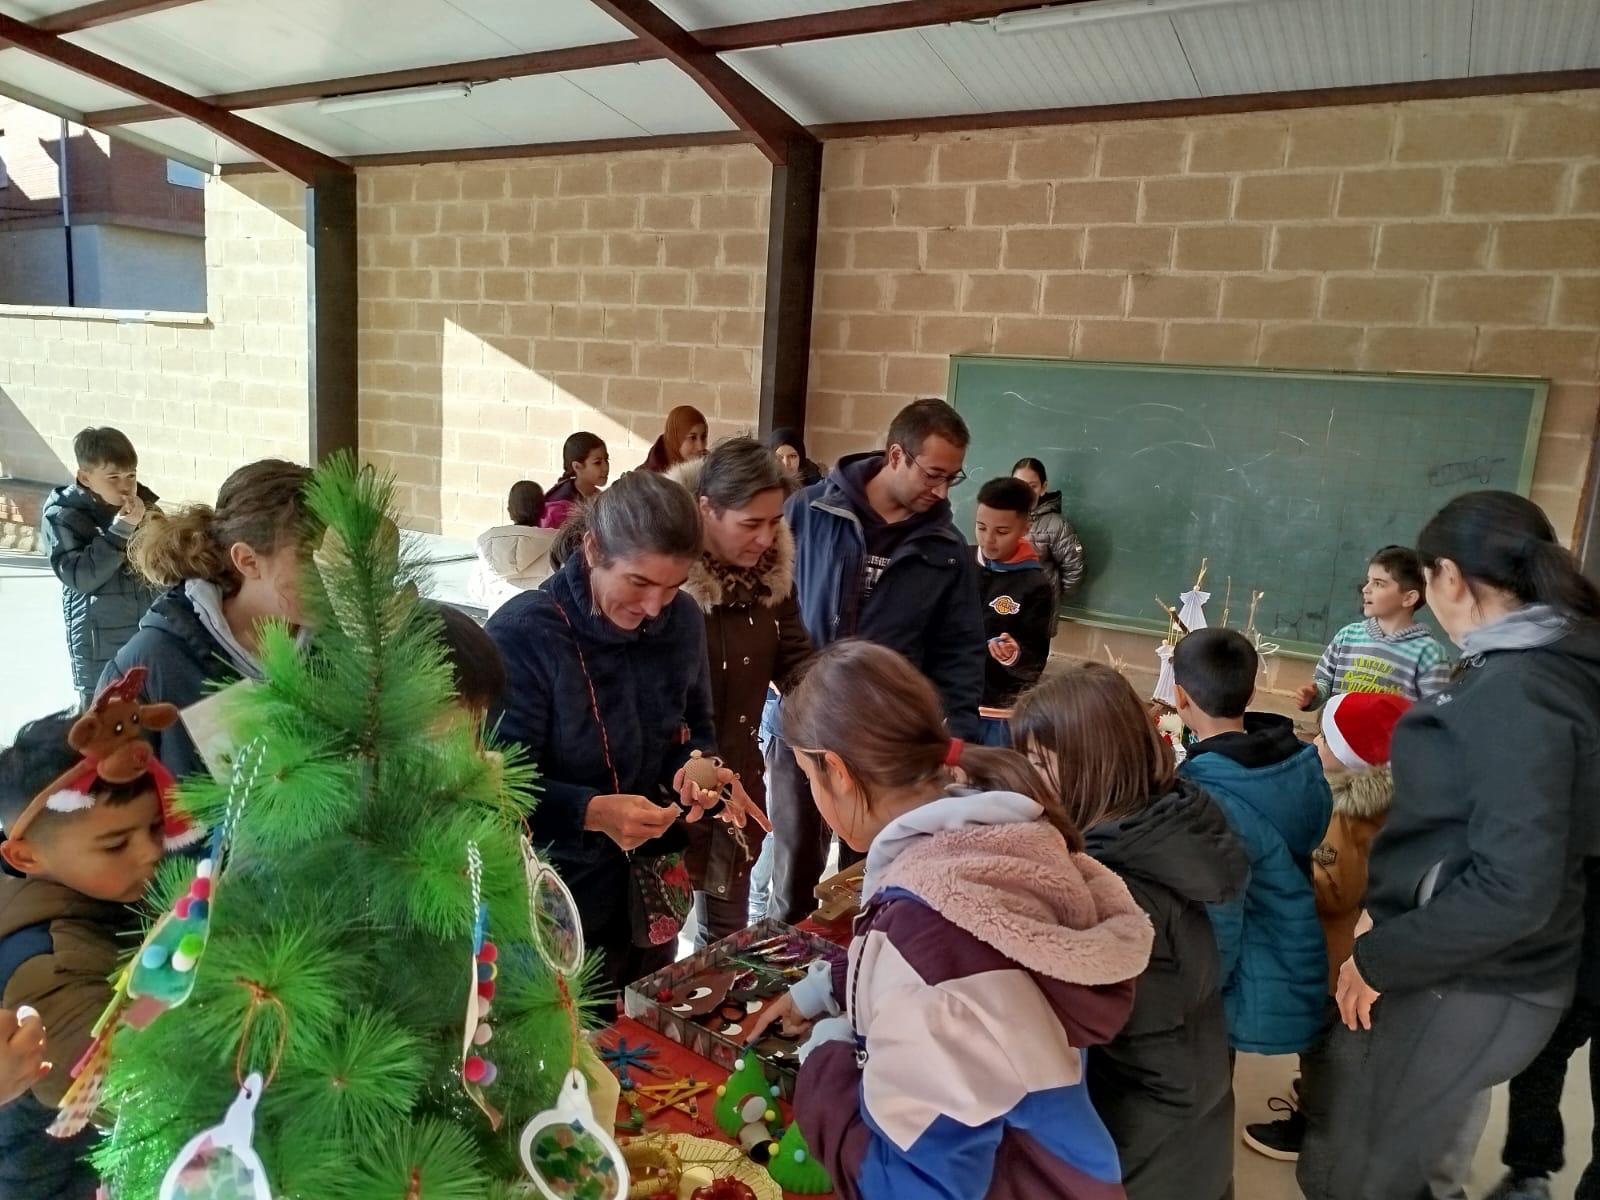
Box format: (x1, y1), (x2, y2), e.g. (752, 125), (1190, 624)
(0, 173), (308, 503)
(808, 90), (1600, 691)
(355, 145), (772, 534)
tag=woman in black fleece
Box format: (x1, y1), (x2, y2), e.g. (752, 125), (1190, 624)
(1299, 491), (1600, 1200)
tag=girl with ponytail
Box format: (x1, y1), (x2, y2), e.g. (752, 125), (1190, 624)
(745, 639), (1153, 1200)
(105, 459), (316, 778)
(1299, 491), (1600, 1200)
(1011, 663), (1247, 1200)
(541, 432), (608, 531)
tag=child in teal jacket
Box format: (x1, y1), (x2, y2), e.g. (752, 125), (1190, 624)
(1174, 629), (1333, 1055)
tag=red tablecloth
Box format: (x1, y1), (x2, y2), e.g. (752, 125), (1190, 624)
(601, 1015), (835, 1200)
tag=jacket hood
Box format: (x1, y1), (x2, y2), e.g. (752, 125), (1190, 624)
(139, 584), (228, 666)
(1186, 711), (1303, 769)
(1033, 490), (1063, 517)
(869, 790), (1154, 988)
(475, 524), (558, 580)
(1084, 778), (1248, 906)
(667, 457), (796, 610)
(1457, 603), (1574, 656)
(0, 876), (130, 942)
(45, 480), (159, 516)
(183, 579), (263, 679)
(1329, 764), (1394, 821)
(824, 452), (954, 538)
(1361, 617), (1435, 644)
(545, 477), (581, 506)
(979, 540), (1039, 570)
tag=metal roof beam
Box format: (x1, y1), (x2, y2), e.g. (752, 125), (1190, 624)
(0, 10), (350, 183)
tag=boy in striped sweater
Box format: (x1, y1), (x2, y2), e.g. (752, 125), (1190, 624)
(1297, 545), (1450, 710)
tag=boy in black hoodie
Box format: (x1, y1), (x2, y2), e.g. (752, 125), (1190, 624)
(42, 428), (161, 708)
(973, 477), (1054, 746)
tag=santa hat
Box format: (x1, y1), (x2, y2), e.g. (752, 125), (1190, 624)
(1322, 692), (1412, 771)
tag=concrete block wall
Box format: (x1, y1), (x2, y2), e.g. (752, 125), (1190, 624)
(0, 172), (307, 503)
(355, 145), (772, 534)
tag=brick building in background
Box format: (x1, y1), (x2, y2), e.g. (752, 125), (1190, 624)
(0, 99), (205, 312)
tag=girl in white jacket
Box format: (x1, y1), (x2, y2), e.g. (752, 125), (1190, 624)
(468, 480), (557, 615)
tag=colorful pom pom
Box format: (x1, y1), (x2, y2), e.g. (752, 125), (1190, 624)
(472, 1023), (492, 1047)
(174, 896), (192, 919)
(477, 961), (496, 982)
(141, 944), (169, 970)
(793, 1150), (806, 1163)
(478, 942), (498, 963)
(196, 859), (214, 880)
(463, 1056), (488, 1084)
(478, 1061), (497, 1087)
(190, 877), (212, 901)
(477, 979), (496, 1000)
(177, 933), (205, 958)
(188, 900), (209, 923)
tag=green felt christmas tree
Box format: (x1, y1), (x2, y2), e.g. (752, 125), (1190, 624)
(712, 1054), (778, 1137)
(92, 456), (593, 1199)
(768, 1122), (831, 1194)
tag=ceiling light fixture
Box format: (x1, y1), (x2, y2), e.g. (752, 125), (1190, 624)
(992, 0), (1262, 34)
(318, 82), (475, 115)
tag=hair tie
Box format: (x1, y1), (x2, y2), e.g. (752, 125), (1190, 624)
(943, 738), (965, 767)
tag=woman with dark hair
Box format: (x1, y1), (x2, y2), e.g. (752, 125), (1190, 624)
(639, 406), (708, 473)
(1298, 491), (1600, 1200)
(1012, 457), (1083, 633)
(485, 470), (761, 987)
(541, 433), (609, 530)
(670, 438), (809, 944)
(468, 480), (557, 616)
(767, 427), (823, 488)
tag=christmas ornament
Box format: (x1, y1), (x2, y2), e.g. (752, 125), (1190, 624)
(157, 1072), (272, 1200)
(461, 842), (502, 1130)
(1178, 559), (1211, 632)
(520, 1067), (629, 1200)
(524, 835), (584, 977)
(691, 1181), (756, 1200)
(766, 1123), (831, 1194)
(620, 1137), (681, 1199)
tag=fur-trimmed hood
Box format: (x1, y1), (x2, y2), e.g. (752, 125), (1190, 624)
(1328, 764), (1394, 821)
(668, 458), (796, 612)
(870, 791), (1154, 987)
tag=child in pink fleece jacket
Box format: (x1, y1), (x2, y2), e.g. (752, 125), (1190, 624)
(747, 640), (1154, 1200)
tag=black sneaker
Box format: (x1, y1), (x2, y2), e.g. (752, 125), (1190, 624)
(1242, 1097), (1306, 1162)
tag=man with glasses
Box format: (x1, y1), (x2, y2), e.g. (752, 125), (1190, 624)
(763, 398), (985, 922)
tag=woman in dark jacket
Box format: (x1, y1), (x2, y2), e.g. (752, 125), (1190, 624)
(670, 439), (812, 944)
(1014, 662), (1247, 1200)
(486, 471), (759, 988)
(767, 426), (824, 488)
(1298, 491), (1600, 1200)
(103, 459), (315, 780)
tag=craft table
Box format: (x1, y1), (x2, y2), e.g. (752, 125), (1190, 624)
(600, 1015), (837, 1200)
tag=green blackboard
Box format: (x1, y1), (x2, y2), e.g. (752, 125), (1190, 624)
(949, 356), (1547, 657)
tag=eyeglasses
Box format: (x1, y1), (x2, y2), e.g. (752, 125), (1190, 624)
(906, 452), (967, 488)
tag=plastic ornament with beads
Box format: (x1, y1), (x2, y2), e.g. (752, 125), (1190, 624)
(460, 843), (502, 1129)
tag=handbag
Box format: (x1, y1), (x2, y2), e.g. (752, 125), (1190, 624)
(550, 599), (693, 948)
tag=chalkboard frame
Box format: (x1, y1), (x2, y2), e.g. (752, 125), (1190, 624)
(948, 355), (1548, 658)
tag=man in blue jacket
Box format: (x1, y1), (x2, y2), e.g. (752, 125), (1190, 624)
(765, 398), (986, 922)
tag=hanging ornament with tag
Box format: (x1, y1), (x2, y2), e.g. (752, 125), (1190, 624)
(158, 1072), (273, 1200)
(460, 842), (503, 1130)
(519, 1066), (628, 1200)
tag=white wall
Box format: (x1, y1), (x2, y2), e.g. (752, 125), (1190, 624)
(73, 225), (205, 312)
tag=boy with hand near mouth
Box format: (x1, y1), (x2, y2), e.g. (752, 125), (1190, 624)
(42, 427), (161, 708)
(973, 477), (1055, 747)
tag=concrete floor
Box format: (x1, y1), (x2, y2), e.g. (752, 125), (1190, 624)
(2, 546), (1592, 1197)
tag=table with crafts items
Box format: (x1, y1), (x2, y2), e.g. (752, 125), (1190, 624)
(595, 920), (847, 1200)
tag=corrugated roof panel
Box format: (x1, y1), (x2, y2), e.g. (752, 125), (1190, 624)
(117, 116), (260, 165)
(920, 16), (1202, 110)
(564, 60), (739, 135)
(0, 47), (141, 112)
(247, 72), (662, 157)
(727, 28), (983, 124)
(1176, 0), (1470, 96)
(71, 0), (622, 96)
(1471, 0), (1600, 73)
(662, 0), (890, 28)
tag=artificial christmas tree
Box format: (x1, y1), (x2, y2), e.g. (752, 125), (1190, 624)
(90, 456), (594, 1198)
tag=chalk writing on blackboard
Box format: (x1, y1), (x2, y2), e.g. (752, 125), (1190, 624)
(1427, 456), (1507, 487)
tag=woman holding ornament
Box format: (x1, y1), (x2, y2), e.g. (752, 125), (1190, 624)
(486, 470), (762, 988)
(669, 437), (811, 945)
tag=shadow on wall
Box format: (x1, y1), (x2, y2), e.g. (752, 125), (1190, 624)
(0, 386), (68, 484)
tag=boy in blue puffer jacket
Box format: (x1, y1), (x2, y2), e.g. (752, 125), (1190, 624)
(1175, 628), (1333, 1057)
